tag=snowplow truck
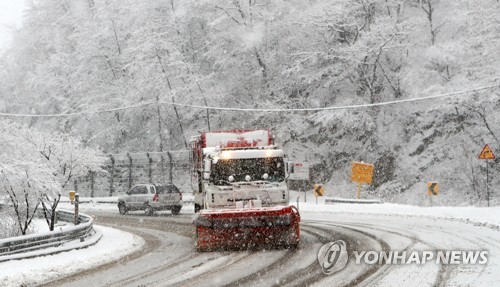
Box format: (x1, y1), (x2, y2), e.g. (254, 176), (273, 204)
(190, 129), (300, 251)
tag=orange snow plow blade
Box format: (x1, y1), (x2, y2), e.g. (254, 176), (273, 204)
(194, 206), (300, 252)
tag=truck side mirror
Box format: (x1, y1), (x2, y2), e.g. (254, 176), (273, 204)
(203, 159), (211, 180)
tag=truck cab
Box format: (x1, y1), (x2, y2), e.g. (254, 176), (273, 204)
(190, 130), (289, 212)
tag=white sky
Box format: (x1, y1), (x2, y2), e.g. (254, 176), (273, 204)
(0, 0), (26, 50)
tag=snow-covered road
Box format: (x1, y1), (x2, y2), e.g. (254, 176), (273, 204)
(304, 213), (499, 286)
(38, 208), (500, 287)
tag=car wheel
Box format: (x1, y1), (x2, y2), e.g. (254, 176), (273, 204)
(118, 202), (127, 215)
(144, 204), (154, 216)
(171, 206), (181, 215)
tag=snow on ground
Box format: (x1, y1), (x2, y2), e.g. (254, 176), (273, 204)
(59, 191), (500, 228)
(290, 190), (500, 227)
(57, 192), (195, 213)
(58, 201), (118, 212)
(8, 191), (494, 286)
(0, 225), (144, 287)
(31, 218), (75, 233)
(59, 196), (119, 204)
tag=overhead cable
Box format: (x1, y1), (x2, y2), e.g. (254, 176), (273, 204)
(0, 84), (497, 117)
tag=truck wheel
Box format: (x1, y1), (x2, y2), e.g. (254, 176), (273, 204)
(144, 205), (154, 216)
(118, 202), (127, 215)
(194, 203), (201, 213)
(171, 206), (181, 215)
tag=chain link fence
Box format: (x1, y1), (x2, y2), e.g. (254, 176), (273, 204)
(73, 151), (191, 197)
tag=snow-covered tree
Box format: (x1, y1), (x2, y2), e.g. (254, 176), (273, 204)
(0, 122), (56, 235)
(0, 120), (105, 233)
(0, 0), (498, 205)
(23, 130), (106, 231)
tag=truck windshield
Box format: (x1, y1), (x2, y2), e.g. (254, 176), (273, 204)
(211, 157), (285, 184)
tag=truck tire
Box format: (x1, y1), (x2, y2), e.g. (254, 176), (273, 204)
(118, 202), (127, 215)
(171, 206), (181, 215)
(144, 204), (154, 216)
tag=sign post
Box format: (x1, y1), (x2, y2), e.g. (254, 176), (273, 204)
(287, 162), (310, 180)
(427, 182), (439, 196)
(357, 183), (361, 200)
(313, 184), (324, 204)
(288, 162), (310, 203)
(69, 190), (75, 205)
(478, 144), (496, 207)
(74, 193), (80, 225)
(351, 162), (374, 199)
(427, 182), (439, 206)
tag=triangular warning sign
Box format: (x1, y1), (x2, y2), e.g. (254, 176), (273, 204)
(478, 144), (496, 160)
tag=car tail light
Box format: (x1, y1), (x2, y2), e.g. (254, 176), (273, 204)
(153, 193), (159, 202)
(179, 192), (182, 200)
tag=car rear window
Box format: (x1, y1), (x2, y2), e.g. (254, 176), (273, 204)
(155, 185), (180, 194)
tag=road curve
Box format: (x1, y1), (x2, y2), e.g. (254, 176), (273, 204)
(40, 210), (500, 287)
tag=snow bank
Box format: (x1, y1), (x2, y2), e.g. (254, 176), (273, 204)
(293, 201), (500, 228)
(0, 225), (144, 286)
(59, 196), (119, 204)
(31, 218), (75, 234)
(58, 193), (194, 213)
(289, 190), (500, 227)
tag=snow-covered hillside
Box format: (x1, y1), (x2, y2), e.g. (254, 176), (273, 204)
(0, 0), (498, 206)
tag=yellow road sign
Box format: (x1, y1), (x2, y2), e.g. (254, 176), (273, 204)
(313, 184), (324, 197)
(69, 191), (76, 201)
(351, 162), (374, 184)
(478, 144), (496, 160)
(427, 182), (439, 196)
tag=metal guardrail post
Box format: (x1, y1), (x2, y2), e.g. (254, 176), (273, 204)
(90, 171), (95, 198)
(160, 154), (165, 183)
(127, 153), (133, 189)
(109, 154), (115, 196)
(167, 151), (173, 183)
(147, 152), (153, 183)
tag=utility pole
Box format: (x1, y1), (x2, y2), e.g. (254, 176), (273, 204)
(156, 94), (166, 180)
(486, 160), (490, 207)
(197, 82), (211, 131)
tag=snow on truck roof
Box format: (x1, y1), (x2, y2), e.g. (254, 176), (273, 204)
(199, 205), (292, 215)
(204, 129), (271, 148)
(204, 147), (284, 159)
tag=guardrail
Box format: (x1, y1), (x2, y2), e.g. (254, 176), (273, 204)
(58, 194), (194, 205)
(59, 199), (118, 204)
(324, 197), (383, 204)
(0, 210), (95, 259)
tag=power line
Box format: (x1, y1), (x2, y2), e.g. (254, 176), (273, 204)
(0, 85), (498, 117)
(160, 84), (499, 112)
(0, 100), (157, 118)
